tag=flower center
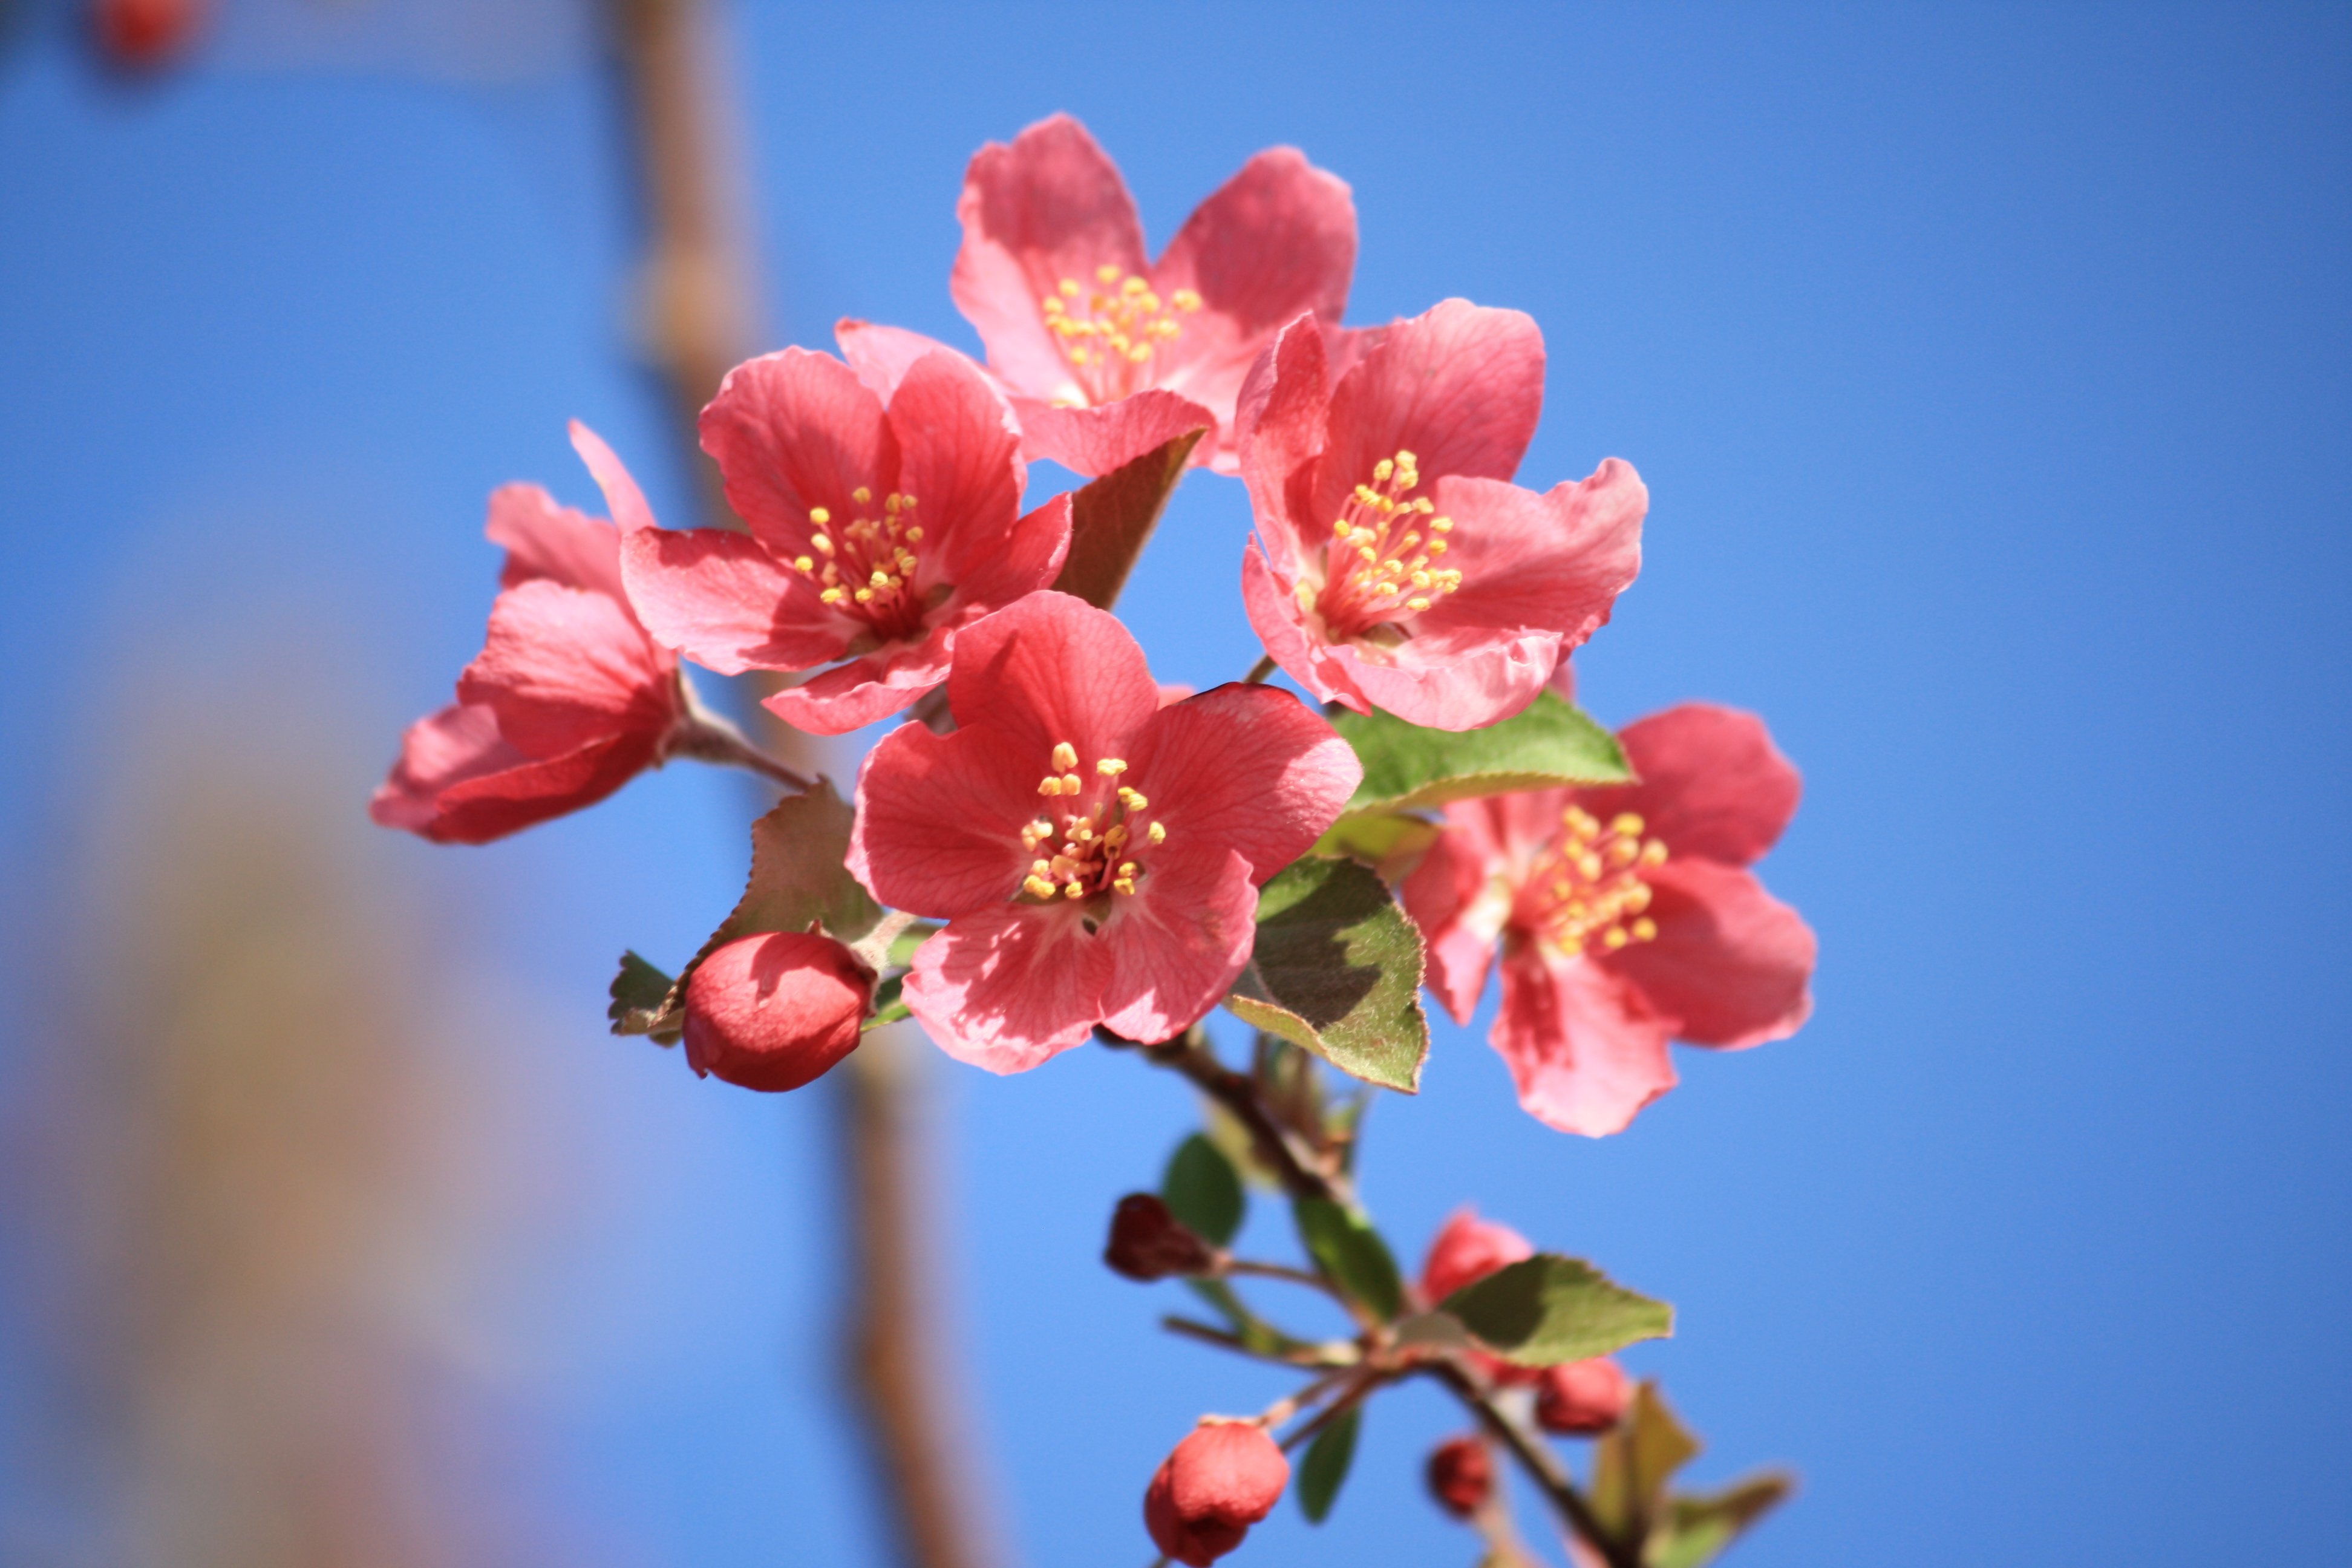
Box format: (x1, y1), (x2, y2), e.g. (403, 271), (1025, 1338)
(1018, 739), (1167, 904)
(1040, 265), (1202, 405)
(1298, 449), (1465, 638)
(1526, 806), (1668, 958)
(788, 487), (926, 639)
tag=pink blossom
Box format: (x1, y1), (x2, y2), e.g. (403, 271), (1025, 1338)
(838, 113), (1356, 477)
(609, 347), (1073, 735)
(1403, 704), (1817, 1137)
(848, 592), (1360, 1072)
(1236, 301), (1647, 730)
(1145, 1420), (1290, 1567)
(1534, 1357), (1632, 1435)
(682, 932), (874, 1093)
(372, 437), (686, 844)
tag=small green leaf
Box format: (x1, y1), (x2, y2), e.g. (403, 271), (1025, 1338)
(1296, 1403), (1361, 1524)
(1439, 1254), (1673, 1367)
(1050, 426), (1207, 611)
(608, 950), (680, 1041)
(1224, 858), (1428, 1093)
(1590, 1380), (1701, 1539)
(1333, 690), (1632, 816)
(1162, 1134), (1245, 1246)
(1293, 1198), (1405, 1320)
(1652, 1472), (1795, 1568)
(863, 973), (910, 1031)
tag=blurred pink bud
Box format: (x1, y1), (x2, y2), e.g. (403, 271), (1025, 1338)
(1103, 1193), (1215, 1281)
(1419, 1206), (1534, 1305)
(1534, 1357), (1631, 1436)
(682, 932), (872, 1093)
(1144, 1419), (1289, 1566)
(1425, 1434), (1492, 1520)
(94, 0), (204, 70)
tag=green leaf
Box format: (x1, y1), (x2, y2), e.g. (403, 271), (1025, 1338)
(1308, 811), (1440, 866)
(1651, 1472), (1795, 1568)
(1590, 1380), (1700, 1539)
(1293, 1197), (1405, 1320)
(613, 781), (882, 1040)
(1296, 1403), (1361, 1524)
(608, 950), (680, 1042)
(862, 973), (910, 1031)
(1439, 1253), (1673, 1368)
(1224, 858), (1428, 1093)
(1333, 690), (1632, 816)
(1050, 426), (1207, 611)
(1161, 1134), (1246, 1246)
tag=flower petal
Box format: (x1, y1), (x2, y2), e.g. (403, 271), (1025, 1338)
(618, 523), (846, 675)
(849, 721), (1042, 916)
(762, 637), (948, 736)
(1493, 942), (1677, 1137)
(1153, 148), (1355, 437)
(887, 348), (1025, 556)
(1334, 630), (1558, 732)
(1239, 541), (1354, 708)
(373, 702), (656, 846)
(835, 319), (990, 401)
(1419, 462), (1645, 648)
(1097, 849), (1258, 1043)
(370, 702), (520, 836)
(942, 591), (1159, 767)
(1599, 858), (1815, 1049)
(1234, 313), (1333, 555)
(952, 114), (1148, 407)
(457, 580), (675, 759)
(486, 481), (627, 603)
(1130, 683), (1361, 884)
(1401, 821), (1507, 1025)
(568, 421), (661, 538)
(700, 347), (900, 558)
(1579, 704), (1802, 867)
(949, 492), (1073, 610)
(1008, 390), (1214, 479)
(905, 900), (1112, 1073)
(1315, 299), (1544, 528)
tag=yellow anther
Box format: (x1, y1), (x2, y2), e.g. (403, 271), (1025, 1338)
(1578, 852), (1605, 881)
(1063, 881), (1085, 900)
(1146, 822), (1166, 845)
(1051, 742), (1078, 772)
(809, 506), (831, 525)
(854, 588), (874, 603)
(1609, 838), (1639, 866)
(1603, 926), (1631, 950)
(1395, 449), (1417, 467)
(906, 526), (923, 542)
(1373, 459), (1394, 482)
(820, 587), (846, 604)
(1025, 875), (1057, 900)
(1631, 918), (1658, 942)
(1059, 278), (1081, 298)
(1039, 776), (1065, 797)
(1096, 263), (1120, 284)
(1121, 275), (1148, 295)
(1061, 772), (1083, 794)
(1406, 596), (1432, 612)
(794, 555), (814, 572)
(1119, 788), (1148, 811)
(1430, 516), (1453, 532)
(1171, 289), (1202, 311)
(1333, 518), (1352, 537)
(870, 569), (893, 587)
(1640, 840), (1669, 866)
(1097, 758), (1127, 776)
(1566, 807), (1600, 837)
(852, 486), (871, 504)
(1610, 814), (1646, 837)
(1428, 538), (1448, 554)
(1111, 878), (1136, 895)
(1118, 861), (1138, 877)
(1031, 858), (1051, 876)
(811, 534), (834, 554)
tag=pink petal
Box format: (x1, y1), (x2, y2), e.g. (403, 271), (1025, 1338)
(1419, 463), (1646, 648)
(1492, 942), (1677, 1137)
(1239, 542), (1353, 708)
(1097, 848), (1258, 1043)
(485, 482), (627, 603)
(1008, 390), (1214, 479)
(886, 348), (1025, 554)
(568, 421), (661, 537)
(699, 347), (900, 558)
(370, 702), (520, 835)
(952, 114), (1148, 406)
(1401, 825), (1505, 1025)
(1579, 704), (1802, 867)
(904, 899), (1114, 1073)
(942, 591), (1159, 768)
(835, 319), (987, 401)
(456, 580), (676, 759)
(1130, 683), (1361, 884)
(373, 701), (656, 846)
(1334, 629), (1558, 732)
(1153, 148), (1356, 440)
(1314, 300), (1545, 529)
(1599, 858), (1815, 1049)
(950, 492), (1073, 610)
(849, 722), (1045, 917)
(1234, 314), (1333, 555)
(1419, 1209), (1535, 1304)
(618, 523), (846, 675)
(762, 638), (947, 736)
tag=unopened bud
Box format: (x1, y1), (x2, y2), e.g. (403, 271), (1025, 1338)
(93, 0), (206, 69)
(1424, 1435), (1492, 1520)
(1534, 1357), (1631, 1435)
(1143, 1419), (1289, 1566)
(1419, 1207), (1534, 1305)
(1103, 1193), (1216, 1281)
(682, 931), (872, 1093)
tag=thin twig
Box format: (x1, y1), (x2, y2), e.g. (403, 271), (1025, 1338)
(1243, 653), (1278, 685)
(1426, 1360), (1639, 1568)
(1108, 1027), (1355, 1209)
(1223, 1257), (1341, 1297)
(1158, 1315), (1350, 1369)
(668, 708), (814, 792)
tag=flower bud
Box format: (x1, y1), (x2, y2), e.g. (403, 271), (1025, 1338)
(682, 931), (872, 1093)
(1143, 1419), (1289, 1566)
(1103, 1193), (1216, 1281)
(1419, 1206), (1534, 1305)
(1533, 1357), (1631, 1435)
(94, 0), (206, 69)
(1425, 1435), (1492, 1520)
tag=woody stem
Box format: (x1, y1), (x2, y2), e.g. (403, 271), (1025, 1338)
(670, 706), (814, 792)
(1426, 1359), (1641, 1568)
(1104, 1026), (1354, 1208)
(1242, 653), (1278, 685)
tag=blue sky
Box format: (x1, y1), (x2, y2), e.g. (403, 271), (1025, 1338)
(4, 3), (2348, 1565)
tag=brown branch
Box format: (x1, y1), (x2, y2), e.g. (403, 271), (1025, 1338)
(1426, 1360), (1640, 1568)
(1106, 1027), (1356, 1209)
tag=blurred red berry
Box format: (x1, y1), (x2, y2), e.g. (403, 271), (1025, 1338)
(1144, 1419), (1289, 1566)
(1425, 1435), (1492, 1520)
(682, 931), (872, 1093)
(1103, 1193), (1216, 1281)
(93, 0), (205, 70)
(1534, 1357), (1631, 1435)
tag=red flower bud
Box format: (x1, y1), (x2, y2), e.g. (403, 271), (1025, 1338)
(682, 931), (872, 1093)
(1104, 1193), (1217, 1281)
(1143, 1419), (1289, 1566)
(1425, 1434), (1492, 1520)
(1533, 1357), (1631, 1435)
(93, 0), (206, 70)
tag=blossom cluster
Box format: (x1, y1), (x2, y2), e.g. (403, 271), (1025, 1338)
(377, 114), (1815, 1565)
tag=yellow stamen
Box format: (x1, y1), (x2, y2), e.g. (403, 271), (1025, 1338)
(1051, 741), (1078, 772)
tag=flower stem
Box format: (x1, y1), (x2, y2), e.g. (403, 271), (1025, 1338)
(1106, 1026), (1354, 1208)
(1243, 653), (1278, 685)
(1224, 1257), (1342, 1296)
(1426, 1359), (1641, 1568)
